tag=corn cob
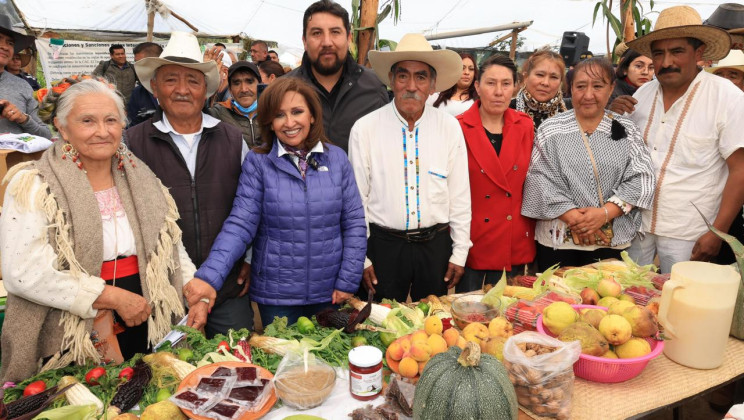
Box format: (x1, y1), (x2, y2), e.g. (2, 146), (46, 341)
(348, 297), (390, 325)
(143, 352), (196, 380)
(6, 384), (72, 420)
(57, 376), (103, 415)
(249, 335), (291, 356)
(109, 360), (152, 414)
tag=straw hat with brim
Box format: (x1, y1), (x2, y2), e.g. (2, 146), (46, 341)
(627, 6), (732, 61)
(0, 15), (35, 53)
(706, 49), (744, 74)
(135, 31), (220, 97)
(368, 33), (462, 92)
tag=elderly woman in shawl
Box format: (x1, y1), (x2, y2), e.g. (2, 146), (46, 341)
(0, 78), (215, 382)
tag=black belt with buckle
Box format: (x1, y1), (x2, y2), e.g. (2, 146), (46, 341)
(370, 223), (449, 243)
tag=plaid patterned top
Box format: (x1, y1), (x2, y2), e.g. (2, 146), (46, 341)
(521, 110), (656, 247)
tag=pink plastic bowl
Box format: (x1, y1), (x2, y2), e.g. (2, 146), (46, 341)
(536, 304), (664, 383)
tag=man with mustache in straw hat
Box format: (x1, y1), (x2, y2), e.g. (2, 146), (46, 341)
(610, 6), (744, 273)
(348, 33), (471, 301)
(126, 31), (254, 337)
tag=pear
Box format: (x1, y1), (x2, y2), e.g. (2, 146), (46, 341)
(618, 294), (636, 303)
(602, 350), (619, 359)
(616, 337), (652, 358)
(597, 296), (619, 308)
(622, 305), (659, 338)
(598, 314), (633, 346)
(580, 308), (607, 329)
(542, 301), (579, 335)
(608, 300), (635, 315)
(580, 287), (600, 305)
(557, 321), (609, 356)
(597, 278), (621, 298)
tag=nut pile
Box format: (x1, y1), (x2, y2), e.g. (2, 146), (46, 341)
(503, 343), (573, 419)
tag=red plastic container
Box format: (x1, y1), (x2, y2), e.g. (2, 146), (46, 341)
(536, 304), (664, 383)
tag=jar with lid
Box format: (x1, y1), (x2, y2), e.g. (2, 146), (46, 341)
(348, 345), (383, 400)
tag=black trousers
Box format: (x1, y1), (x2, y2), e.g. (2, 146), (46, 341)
(535, 243), (622, 272)
(367, 224), (452, 302)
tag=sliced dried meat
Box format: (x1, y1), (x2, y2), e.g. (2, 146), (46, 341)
(211, 367), (235, 377)
(229, 385), (263, 402)
(351, 404), (387, 420)
(235, 367), (258, 382)
(196, 376), (235, 396)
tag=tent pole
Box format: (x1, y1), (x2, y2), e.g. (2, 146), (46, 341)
(9, 0), (34, 36)
(147, 11), (155, 41)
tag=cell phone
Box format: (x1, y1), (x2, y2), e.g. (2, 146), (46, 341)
(257, 83), (267, 99)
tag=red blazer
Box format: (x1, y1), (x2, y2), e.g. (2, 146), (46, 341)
(457, 102), (536, 270)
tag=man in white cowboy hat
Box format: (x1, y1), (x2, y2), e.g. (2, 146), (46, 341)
(348, 33), (471, 301)
(706, 49), (744, 91)
(610, 6), (744, 273)
(126, 31), (255, 337)
(0, 15), (50, 138)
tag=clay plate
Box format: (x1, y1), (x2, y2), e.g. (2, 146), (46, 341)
(177, 361), (277, 420)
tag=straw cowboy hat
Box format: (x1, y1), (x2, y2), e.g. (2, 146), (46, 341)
(368, 33), (462, 92)
(135, 31), (220, 97)
(706, 49), (744, 74)
(627, 6), (732, 61)
(0, 15), (35, 53)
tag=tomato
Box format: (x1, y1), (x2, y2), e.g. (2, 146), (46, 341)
(417, 302), (430, 315)
(296, 316), (315, 334)
(177, 348), (194, 362)
(85, 367), (106, 386)
(156, 388), (172, 402)
(380, 303), (392, 309)
(23, 380), (46, 396)
(351, 336), (368, 347)
(217, 340), (230, 352)
(118, 367), (134, 381)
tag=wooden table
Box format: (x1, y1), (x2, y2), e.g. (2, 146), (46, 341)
(521, 337), (744, 419)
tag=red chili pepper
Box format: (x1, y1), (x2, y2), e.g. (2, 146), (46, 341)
(23, 380), (46, 396)
(118, 367), (134, 381)
(85, 367), (106, 386)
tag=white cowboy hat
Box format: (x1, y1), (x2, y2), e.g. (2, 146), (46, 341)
(627, 6), (732, 61)
(706, 49), (744, 74)
(134, 31), (220, 97)
(368, 33), (462, 92)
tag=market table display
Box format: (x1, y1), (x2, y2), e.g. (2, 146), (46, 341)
(1, 253), (742, 420)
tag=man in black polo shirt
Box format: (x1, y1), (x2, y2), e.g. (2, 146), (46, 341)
(286, 0), (388, 151)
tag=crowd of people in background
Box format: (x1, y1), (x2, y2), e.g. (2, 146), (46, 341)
(0, 0), (743, 382)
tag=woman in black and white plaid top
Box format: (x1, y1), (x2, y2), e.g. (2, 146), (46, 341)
(521, 58), (656, 271)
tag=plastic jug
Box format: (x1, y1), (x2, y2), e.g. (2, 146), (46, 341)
(658, 261), (740, 369)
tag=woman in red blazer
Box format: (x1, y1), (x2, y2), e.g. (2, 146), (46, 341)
(456, 55), (536, 292)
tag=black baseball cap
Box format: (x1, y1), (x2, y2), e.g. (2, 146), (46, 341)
(227, 61), (260, 82)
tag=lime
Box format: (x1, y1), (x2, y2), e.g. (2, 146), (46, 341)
(176, 348), (194, 362)
(156, 388), (172, 402)
(296, 316), (316, 334)
(351, 336), (368, 347)
(417, 302), (430, 316)
(379, 332), (396, 347)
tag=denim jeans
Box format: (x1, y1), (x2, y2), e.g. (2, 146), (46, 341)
(627, 233), (696, 274)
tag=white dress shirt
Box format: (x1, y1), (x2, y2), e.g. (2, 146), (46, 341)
(630, 70), (744, 241)
(0, 171), (196, 319)
(349, 102), (472, 267)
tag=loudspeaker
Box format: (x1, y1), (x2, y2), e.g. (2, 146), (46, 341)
(560, 32), (590, 67)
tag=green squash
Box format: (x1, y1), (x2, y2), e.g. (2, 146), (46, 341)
(413, 341), (518, 420)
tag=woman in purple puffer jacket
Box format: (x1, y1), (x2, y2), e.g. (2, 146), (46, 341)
(193, 77), (367, 325)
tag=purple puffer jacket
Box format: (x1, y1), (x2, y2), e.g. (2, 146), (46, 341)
(195, 140), (367, 306)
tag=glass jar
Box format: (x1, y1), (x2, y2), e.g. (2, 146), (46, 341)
(348, 345), (383, 401)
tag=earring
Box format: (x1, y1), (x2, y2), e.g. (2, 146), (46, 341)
(61, 142), (85, 172)
(115, 142), (136, 173)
